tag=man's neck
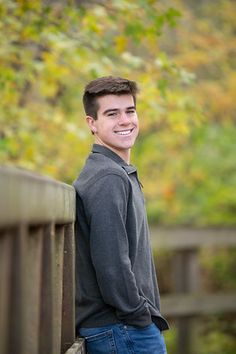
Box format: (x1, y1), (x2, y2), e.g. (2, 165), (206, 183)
(94, 140), (131, 164)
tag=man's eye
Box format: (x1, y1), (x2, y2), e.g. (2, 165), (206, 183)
(127, 110), (135, 114)
(108, 112), (117, 117)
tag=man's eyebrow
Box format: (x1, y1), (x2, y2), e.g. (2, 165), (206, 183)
(103, 106), (136, 115)
(103, 108), (119, 115)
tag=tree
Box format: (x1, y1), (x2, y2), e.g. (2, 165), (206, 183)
(1, 0), (235, 227)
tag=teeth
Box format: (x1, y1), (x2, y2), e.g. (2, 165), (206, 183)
(115, 129), (132, 135)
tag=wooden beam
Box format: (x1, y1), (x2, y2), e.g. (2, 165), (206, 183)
(150, 227), (236, 249)
(64, 339), (86, 354)
(161, 293), (236, 317)
(0, 166), (75, 227)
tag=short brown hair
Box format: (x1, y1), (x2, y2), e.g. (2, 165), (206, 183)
(83, 76), (139, 120)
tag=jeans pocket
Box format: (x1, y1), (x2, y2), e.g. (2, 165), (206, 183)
(82, 329), (117, 354)
(124, 323), (167, 354)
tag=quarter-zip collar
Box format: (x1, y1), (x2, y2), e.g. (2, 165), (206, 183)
(92, 144), (137, 175)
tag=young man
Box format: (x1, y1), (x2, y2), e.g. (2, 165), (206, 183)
(73, 76), (169, 354)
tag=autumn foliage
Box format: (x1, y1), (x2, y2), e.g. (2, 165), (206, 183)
(0, 0), (235, 227)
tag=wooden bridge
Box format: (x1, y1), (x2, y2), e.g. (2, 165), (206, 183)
(0, 166), (235, 354)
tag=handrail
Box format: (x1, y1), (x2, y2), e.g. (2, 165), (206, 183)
(151, 226), (236, 249)
(150, 226), (236, 354)
(0, 166), (75, 227)
(0, 166), (85, 354)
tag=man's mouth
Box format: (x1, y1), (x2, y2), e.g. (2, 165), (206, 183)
(114, 128), (134, 136)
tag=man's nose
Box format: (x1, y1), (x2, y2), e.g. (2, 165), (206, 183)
(118, 112), (130, 124)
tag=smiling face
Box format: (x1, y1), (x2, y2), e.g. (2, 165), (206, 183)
(86, 94), (139, 163)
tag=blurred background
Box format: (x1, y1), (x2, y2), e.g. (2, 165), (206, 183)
(0, 0), (235, 353)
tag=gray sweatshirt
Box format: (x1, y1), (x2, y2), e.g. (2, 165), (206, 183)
(73, 144), (169, 333)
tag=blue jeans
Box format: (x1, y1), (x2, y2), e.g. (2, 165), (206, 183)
(79, 323), (167, 354)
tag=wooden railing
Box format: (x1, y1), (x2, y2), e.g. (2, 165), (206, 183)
(150, 227), (236, 354)
(0, 166), (85, 354)
(1, 166), (235, 354)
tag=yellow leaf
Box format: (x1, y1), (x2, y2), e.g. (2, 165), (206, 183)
(115, 35), (128, 53)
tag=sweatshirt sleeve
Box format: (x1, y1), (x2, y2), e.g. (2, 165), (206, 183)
(83, 172), (152, 327)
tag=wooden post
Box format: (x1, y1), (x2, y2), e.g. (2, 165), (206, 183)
(39, 223), (54, 354)
(173, 249), (200, 354)
(61, 223), (76, 354)
(53, 225), (65, 354)
(0, 231), (12, 354)
(23, 226), (43, 354)
(7, 225), (27, 354)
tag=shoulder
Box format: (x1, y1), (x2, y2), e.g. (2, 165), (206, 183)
(73, 153), (130, 195)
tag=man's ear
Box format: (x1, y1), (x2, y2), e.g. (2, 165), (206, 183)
(86, 116), (97, 134)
